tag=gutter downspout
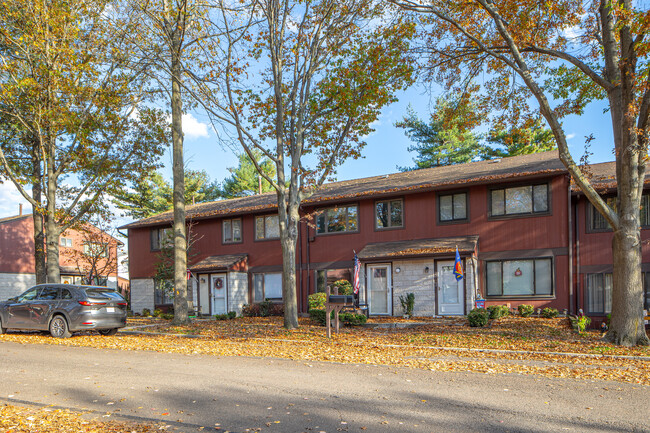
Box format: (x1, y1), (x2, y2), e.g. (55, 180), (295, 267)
(574, 194), (581, 314)
(567, 176), (576, 316)
(298, 216), (303, 314)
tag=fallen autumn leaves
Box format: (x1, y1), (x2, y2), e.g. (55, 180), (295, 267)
(0, 404), (165, 432)
(0, 316), (648, 387)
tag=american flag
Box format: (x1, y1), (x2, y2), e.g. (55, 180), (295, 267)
(353, 251), (360, 295)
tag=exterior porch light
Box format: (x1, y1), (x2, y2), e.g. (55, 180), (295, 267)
(424, 266), (430, 273)
(395, 267), (401, 273)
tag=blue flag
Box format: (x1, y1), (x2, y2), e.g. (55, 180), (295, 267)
(453, 246), (463, 281)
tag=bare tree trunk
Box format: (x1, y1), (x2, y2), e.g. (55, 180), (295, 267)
(278, 193), (299, 329)
(168, 2), (189, 325)
(31, 136), (46, 285)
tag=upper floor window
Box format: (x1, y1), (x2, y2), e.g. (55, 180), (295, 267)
(151, 227), (173, 251)
(375, 199), (403, 229)
(439, 192), (467, 222)
(84, 242), (108, 258)
(590, 194), (650, 231)
(255, 214), (280, 240)
(490, 184), (548, 217)
(60, 237), (73, 247)
(316, 204), (358, 234)
(486, 258), (553, 297)
(223, 218), (242, 243)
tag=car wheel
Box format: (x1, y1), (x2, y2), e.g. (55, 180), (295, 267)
(0, 317), (5, 334)
(49, 315), (71, 339)
(98, 328), (118, 336)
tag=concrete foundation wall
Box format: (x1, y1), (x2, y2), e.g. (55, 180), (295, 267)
(228, 272), (248, 315)
(0, 273), (36, 301)
(131, 278), (154, 313)
(391, 259), (436, 317)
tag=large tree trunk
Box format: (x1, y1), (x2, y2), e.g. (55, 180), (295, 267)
(278, 196), (299, 329)
(45, 145), (60, 284)
(169, 5), (189, 325)
(31, 136), (46, 284)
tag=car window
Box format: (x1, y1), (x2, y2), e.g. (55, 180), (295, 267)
(61, 289), (73, 300)
(85, 289), (125, 301)
(16, 288), (39, 302)
(37, 287), (59, 300)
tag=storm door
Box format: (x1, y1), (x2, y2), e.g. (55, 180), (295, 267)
(367, 264), (391, 315)
(436, 260), (465, 315)
(210, 274), (227, 315)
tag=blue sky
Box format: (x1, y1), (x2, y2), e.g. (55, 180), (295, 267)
(0, 82), (616, 223)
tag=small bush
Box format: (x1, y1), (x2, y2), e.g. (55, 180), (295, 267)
(467, 308), (490, 327)
(308, 309), (366, 326)
(573, 315), (591, 333)
(399, 293), (415, 316)
(308, 292), (327, 310)
(242, 301), (284, 317)
(215, 312), (236, 320)
(518, 304), (534, 317)
(309, 309), (327, 325)
(159, 313), (174, 320)
(541, 307), (559, 318)
(153, 309), (163, 317)
(228, 311), (237, 319)
(141, 308), (151, 317)
(332, 279), (353, 295)
(487, 305), (509, 320)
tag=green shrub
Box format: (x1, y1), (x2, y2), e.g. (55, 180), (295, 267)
(228, 311), (237, 319)
(153, 309), (163, 317)
(332, 279), (353, 295)
(242, 301), (284, 317)
(541, 307), (559, 318)
(487, 305), (509, 320)
(159, 313), (174, 320)
(517, 304), (534, 317)
(399, 293), (415, 316)
(308, 292), (327, 310)
(309, 309), (327, 325)
(141, 308), (151, 317)
(339, 312), (367, 326)
(308, 309), (366, 326)
(569, 315), (592, 333)
(215, 312), (236, 320)
(467, 308), (490, 327)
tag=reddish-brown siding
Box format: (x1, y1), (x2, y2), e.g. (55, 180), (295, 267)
(0, 216), (36, 273)
(129, 174), (572, 313)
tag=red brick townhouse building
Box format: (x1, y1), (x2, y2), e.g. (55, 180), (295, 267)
(0, 213), (122, 301)
(124, 150), (608, 318)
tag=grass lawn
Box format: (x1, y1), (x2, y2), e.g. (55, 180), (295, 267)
(1, 315), (648, 385)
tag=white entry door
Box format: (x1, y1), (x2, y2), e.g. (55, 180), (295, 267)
(437, 260), (464, 315)
(368, 264), (391, 315)
(211, 274), (227, 315)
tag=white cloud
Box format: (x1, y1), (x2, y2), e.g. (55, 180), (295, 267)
(566, 133), (576, 140)
(182, 114), (210, 139)
(0, 182), (31, 218)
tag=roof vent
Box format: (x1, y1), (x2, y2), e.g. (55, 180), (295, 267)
(489, 158), (502, 164)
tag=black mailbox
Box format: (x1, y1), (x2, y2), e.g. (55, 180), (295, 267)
(328, 295), (355, 304)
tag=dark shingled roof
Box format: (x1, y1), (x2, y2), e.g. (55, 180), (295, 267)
(570, 161), (650, 193)
(121, 150), (566, 229)
(189, 254), (248, 272)
(0, 214), (31, 225)
(358, 236), (479, 260)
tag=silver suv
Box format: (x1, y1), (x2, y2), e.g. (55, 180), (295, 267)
(0, 284), (127, 338)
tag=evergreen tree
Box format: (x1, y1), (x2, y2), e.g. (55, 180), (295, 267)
(221, 150), (276, 198)
(396, 96), (489, 170)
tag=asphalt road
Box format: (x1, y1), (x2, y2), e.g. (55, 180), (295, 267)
(0, 341), (648, 433)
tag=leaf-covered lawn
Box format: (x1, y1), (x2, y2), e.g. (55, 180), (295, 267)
(0, 404), (165, 432)
(1, 316), (648, 385)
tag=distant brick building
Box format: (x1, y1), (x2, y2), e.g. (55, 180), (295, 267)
(0, 213), (121, 300)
